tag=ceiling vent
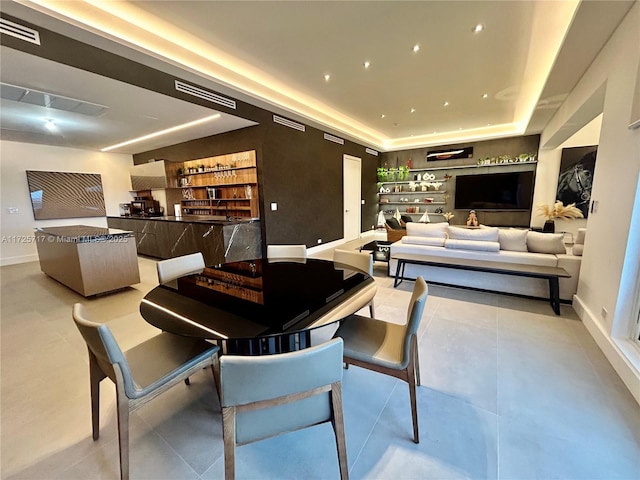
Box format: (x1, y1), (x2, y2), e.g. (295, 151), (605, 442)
(0, 18), (40, 45)
(273, 115), (305, 132)
(0, 82), (108, 116)
(365, 148), (379, 156)
(175, 80), (236, 109)
(323, 133), (344, 145)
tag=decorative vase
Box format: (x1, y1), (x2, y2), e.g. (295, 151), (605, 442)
(543, 219), (555, 233)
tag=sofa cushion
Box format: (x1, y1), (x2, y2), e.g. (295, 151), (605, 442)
(406, 222), (448, 239)
(445, 239), (500, 252)
(447, 225), (499, 242)
(498, 229), (528, 252)
(526, 231), (566, 254)
(402, 235), (446, 247)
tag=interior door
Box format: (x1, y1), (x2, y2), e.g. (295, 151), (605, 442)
(343, 154), (362, 241)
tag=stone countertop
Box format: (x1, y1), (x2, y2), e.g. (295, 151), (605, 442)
(108, 215), (259, 225)
(35, 225), (134, 243)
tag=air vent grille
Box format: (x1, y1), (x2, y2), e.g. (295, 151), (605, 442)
(0, 82), (108, 116)
(273, 115), (305, 132)
(0, 18), (40, 45)
(323, 133), (344, 145)
(175, 80), (236, 109)
(365, 148), (379, 156)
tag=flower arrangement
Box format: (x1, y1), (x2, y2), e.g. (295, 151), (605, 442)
(442, 212), (455, 221)
(537, 201), (584, 220)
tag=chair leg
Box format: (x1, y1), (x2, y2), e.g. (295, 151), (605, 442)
(115, 387), (130, 480)
(330, 382), (349, 480)
(407, 337), (420, 444)
(413, 336), (421, 387)
(89, 353), (105, 441)
(222, 406), (236, 480)
(369, 300), (375, 318)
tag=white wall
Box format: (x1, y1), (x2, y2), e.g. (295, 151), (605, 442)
(0, 140), (134, 265)
(541, 3), (640, 403)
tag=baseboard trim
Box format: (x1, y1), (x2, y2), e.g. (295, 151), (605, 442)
(0, 254), (39, 266)
(573, 294), (640, 406)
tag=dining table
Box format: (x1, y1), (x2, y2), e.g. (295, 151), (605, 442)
(140, 257), (376, 355)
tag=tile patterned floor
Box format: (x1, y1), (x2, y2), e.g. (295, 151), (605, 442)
(1, 253), (639, 479)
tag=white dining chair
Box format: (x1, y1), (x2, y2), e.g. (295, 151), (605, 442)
(266, 244), (307, 259)
(333, 249), (375, 317)
(156, 252), (205, 284)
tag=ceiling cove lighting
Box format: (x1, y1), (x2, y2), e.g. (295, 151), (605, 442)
(473, 24), (485, 33)
(101, 114), (220, 152)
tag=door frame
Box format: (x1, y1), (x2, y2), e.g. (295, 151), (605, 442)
(343, 154), (362, 242)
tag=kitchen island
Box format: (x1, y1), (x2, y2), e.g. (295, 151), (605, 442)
(106, 215), (262, 265)
(35, 225), (140, 296)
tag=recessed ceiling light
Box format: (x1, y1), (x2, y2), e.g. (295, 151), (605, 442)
(473, 24), (484, 33)
(412, 44), (420, 53)
(323, 74), (331, 82)
(410, 108), (416, 113)
(443, 101), (449, 107)
(487, 123), (492, 126)
(44, 119), (56, 131)
(482, 93), (488, 99)
(381, 114), (386, 119)
(363, 61), (371, 69)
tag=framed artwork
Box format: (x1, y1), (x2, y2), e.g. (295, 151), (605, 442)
(556, 146), (597, 218)
(26, 170), (106, 220)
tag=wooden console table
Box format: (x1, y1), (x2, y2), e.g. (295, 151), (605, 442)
(392, 253), (570, 315)
(35, 226), (140, 296)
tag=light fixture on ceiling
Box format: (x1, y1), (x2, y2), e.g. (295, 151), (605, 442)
(410, 108), (416, 113)
(44, 119), (56, 131)
(412, 44), (420, 53)
(443, 101), (450, 107)
(482, 93), (489, 99)
(381, 114), (386, 119)
(363, 61), (371, 69)
(473, 24), (484, 33)
(323, 74), (331, 82)
(101, 114), (221, 152)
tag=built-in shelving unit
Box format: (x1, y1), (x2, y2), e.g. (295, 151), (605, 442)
(180, 150), (259, 218)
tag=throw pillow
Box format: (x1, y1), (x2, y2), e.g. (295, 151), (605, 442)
(498, 228), (528, 252)
(526, 231), (566, 254)
(386, 217), (402, 230)
(447, 225), (499, 242)
(406, 222), (448, 239)
(401, 235), (446, 247)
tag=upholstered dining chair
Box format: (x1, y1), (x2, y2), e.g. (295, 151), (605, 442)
(266, 244), (307, 259)
(333, 276), (428, 443)
(156, 252), (205, 284)
(219, 338), (348, 480)
(72, 303), (220, 480)
(333, 248), (375, 317)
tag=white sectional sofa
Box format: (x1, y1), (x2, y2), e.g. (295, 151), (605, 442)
(389, 223), (583, 301)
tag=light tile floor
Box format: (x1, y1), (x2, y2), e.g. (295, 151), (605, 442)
(1, 254), (639, 479)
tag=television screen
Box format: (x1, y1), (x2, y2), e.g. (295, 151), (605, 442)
(454, 171), (534, 210)
(26, 170), (106, 220)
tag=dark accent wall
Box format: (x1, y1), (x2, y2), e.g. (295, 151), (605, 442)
(381, 135), (540, 227)
(3, 13), (379, 249)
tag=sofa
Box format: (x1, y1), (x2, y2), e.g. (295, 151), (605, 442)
(389, 223), (583, 301)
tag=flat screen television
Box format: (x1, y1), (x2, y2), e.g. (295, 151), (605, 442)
(454, 171), (534, 210)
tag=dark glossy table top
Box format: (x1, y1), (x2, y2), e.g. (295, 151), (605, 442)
(141, 258), (375, 341)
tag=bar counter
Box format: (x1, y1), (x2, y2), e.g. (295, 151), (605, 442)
(106, 216), (262, 265)
(35, 226), (140, 296)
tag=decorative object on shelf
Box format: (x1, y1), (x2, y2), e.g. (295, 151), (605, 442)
(408, 182), (417, 192)
(245, 185), (253, 199)
(423, 172), (436, 181)
(407, 157), (413, 169)
(435, 207), (444, 214)
(427, 147), (473, 160)
(418, 211), (430, 223)
(182, 188), (194, 200)
(537, 201), (583, 233)
(207, 187), (216, 199)
(394, 207), (402, 221)
(420, 181), (428, 191)
(377, 210), (386, 228)
(476, 152), (537, 166)
(377, 167), (388, 182)
(466, 210), (479, 227)
(442, 212), (455, 222)
(416, 173), (422, 181)
(398, 165), (409, 181)
(423, 198), (434, 203)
